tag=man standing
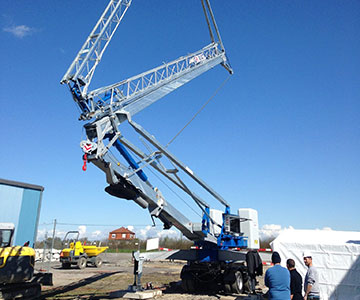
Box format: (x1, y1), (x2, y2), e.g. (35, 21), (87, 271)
(303, 251), (320, 300)
(246, 249), (263, 294)
(286, 258), (303, 300)
(265, 251), (291, 299)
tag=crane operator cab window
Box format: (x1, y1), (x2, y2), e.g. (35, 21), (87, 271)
(223, 214), (243, 237)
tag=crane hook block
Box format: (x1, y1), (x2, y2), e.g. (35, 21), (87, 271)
(82, 153), (87, 171)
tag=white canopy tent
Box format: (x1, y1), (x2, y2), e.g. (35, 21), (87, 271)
(270, 229), (360, 300)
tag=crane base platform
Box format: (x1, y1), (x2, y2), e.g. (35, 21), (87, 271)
(124, 290), (162, 299)
(109, 290), (162, 299)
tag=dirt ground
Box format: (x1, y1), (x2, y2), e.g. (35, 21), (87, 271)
(36, 253), (268, 300)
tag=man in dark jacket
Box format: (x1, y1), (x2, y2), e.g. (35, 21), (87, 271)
(287, 258), (303, 300)
(246, 250), (263, 293)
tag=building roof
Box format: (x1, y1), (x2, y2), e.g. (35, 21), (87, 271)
(272, 228), (360, 245)
(0, 178), (44, 191)
(109, 227), (135, 235)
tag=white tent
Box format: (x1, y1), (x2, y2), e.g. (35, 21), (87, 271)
(270, 229), (360, 300)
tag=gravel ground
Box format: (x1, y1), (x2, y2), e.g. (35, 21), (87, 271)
(35, 253), (268, 300)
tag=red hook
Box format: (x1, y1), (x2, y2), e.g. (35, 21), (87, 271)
(82, 153), (87, 171)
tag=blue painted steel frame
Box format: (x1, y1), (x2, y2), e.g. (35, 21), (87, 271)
(108, 135), (148, 182)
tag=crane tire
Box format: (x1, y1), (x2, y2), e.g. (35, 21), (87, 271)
(230, 271), (243, 294)
(224, 283), (232, 294)
(181, 278), (195, 293)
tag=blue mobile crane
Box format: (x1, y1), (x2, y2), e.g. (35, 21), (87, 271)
(61, 0), (260, 293)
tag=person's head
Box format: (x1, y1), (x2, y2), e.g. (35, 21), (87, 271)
(303, 251), (313, 267)
(271, 251), (281, 264)
(286, 258), (295, 270)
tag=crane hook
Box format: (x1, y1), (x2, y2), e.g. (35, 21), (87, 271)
(82, 153), (87, 171)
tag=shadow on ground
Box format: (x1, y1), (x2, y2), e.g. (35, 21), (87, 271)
(39, 271), (124, 299)
(161, 281), (265, 300)
(40, 277), (265, 300)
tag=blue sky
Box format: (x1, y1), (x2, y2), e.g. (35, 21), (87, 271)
(1, 1), (359, 240)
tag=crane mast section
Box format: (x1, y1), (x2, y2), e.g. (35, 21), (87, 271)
(127, 119), (230, 208)
(87, 142), (216, 243)
(78, 43), (226, 120)
(61, 0), (132, 96)
(82, 114), (223, 243)
(118, 137), (211, 210)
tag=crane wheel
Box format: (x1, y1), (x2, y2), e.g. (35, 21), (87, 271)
(224, 283), (232, 294)
(94, 256), (102, 268)
(243, 278), (252, 293)
(181, 278), (195, 293)
(77, 257), (87, 269)
(230, 271), (243, 294)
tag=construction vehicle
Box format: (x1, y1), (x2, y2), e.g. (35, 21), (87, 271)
(60, 231), (108, 269)
(0, 223), (52, 299)
(61, 0), (261, 294)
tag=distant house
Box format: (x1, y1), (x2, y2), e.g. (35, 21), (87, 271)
(108, 227), (135, 240)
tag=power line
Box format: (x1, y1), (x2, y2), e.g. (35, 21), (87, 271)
(145, 165), (202, 219)
(166, 74), (231, 147)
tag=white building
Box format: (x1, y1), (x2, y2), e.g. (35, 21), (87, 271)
(271, 229), (360, 300)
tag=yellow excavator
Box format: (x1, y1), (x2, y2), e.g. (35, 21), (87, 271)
(0, 223), (44, 298)
(60, 231), (108, 269)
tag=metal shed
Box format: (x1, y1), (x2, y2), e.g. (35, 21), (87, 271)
(0, 178), (44, 247)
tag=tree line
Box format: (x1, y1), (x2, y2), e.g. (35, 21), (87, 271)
(35, 236), (273, 251)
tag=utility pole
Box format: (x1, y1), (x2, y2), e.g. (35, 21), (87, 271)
(42, 231), (47, 263)
(48, 219), (57, 272)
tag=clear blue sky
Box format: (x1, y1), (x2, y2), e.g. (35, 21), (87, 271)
(1, 1), (359, 239)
